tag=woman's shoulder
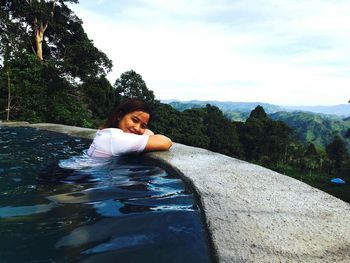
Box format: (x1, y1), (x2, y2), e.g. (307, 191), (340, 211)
(98, 128), (123, 133)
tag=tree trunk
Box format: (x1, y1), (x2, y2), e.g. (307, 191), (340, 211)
(6, 71), (11, 121)
(31, 0), (57, 61)
(34, 19), (47, 61)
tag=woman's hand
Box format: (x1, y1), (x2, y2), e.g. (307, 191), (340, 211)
(143, 129), (173, 152)
(145, 135), (172, 151)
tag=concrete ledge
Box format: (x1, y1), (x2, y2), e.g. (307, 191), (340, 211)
(0, 122), (97, 139)
(3, 123), (350, 262)
(150, 145), (350, 262)
(29, 123), (97, 139)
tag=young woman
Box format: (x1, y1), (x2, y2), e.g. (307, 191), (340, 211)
(87, 99), (172, 157)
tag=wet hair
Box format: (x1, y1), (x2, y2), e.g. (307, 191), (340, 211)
(100, 99), (153, 129)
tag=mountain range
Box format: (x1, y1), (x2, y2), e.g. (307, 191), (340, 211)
(162, 100), (350, 117)
(163, 100), (350, 149)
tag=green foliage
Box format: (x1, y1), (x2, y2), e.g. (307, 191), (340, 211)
(236, 106), (294, 166)
(150, 103), (210, 149)
(150, 103), (242, 154)
(0, 52), (94, 126)
(338, 160), (350, 181)
(0, 52), (46, 122)
(223, 111), (249, 122)
(82, 76), (115, 121)
(345, 128), (350, 138)
(0, 0), (113, 127)
(247, 105), (268, 120)
(149, 103), (182, 137)
(203, 104), (242, 157)
(46, 91), (93, 127)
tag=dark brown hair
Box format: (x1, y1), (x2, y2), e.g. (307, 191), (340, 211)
(100, 99), (153, 129)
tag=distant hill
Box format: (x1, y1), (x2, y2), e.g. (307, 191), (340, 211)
(165, 100), (284, 114)
(270, 111), (350, 149)
(284, 104), (350, 116)
(163, 100), (350, 149)
(163, 100), (350, 117)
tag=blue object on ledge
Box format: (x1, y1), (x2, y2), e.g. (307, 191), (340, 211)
(330, 178), (346, 184)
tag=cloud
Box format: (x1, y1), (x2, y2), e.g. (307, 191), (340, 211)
(70, 0), (350, 106)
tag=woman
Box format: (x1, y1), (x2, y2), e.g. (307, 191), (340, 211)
(87, 99), (172, 157)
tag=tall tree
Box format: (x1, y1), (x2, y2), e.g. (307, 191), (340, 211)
(0, 0), (112, 77)
(2, 52), (47, 121)
(0, 0), (113, 126)
(179, 108), (210, 149)
(1, 0), (76, 61)
(345, 128), (350, 138)
(114, 70), (156, 104)
(82, 75), (115, 122)
(203, 104), (242, 157)
(326, 135), (348, 174)
(302, 143), (320, 177)
(237, 105), (294, 170)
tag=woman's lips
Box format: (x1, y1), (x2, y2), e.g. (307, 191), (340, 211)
(128, 128), (139, 134)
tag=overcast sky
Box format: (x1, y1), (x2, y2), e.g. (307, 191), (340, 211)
(70, 0), (350, 106)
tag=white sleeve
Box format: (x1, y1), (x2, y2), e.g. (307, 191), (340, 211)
(110, 129), (149, 155)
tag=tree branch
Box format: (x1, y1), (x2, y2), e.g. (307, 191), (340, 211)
(51, 0), (57, 17)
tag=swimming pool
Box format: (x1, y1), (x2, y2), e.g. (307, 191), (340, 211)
(0, 126), (212, 262)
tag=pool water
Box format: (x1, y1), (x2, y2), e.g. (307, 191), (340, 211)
(0, 127), (212, 262)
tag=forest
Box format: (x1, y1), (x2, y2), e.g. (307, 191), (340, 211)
(1, 1), (349, 201)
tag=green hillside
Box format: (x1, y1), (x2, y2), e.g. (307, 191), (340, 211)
(270, 111), (350, 149)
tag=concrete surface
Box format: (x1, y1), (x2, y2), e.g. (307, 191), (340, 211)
(150, 144), (350, 263)
(3, 122), (350, 262)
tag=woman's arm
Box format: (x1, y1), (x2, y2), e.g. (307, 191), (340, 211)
(145, 134), (173, 151)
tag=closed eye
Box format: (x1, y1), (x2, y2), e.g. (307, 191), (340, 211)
(132, 116), (148, 129)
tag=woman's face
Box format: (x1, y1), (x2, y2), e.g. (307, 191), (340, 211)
(118, 111), (150, 135)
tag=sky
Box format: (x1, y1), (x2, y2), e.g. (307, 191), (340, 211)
(70, 0), (350, 106)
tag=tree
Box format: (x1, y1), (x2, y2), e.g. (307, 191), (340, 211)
(326, 135), (348, 174)
(345, 128), (350, 138)
(114, 70), (156, 104)
(0, 0), (112, 78)
(203, 104), (242, 157)
(301, 143), (320, 178)
(236, 105), (295, 172)
(1, 0), (76, 61)
(238, 106), (269, 161)
(0, 0), (113, 126)
(179, 108), (210, 149)
(1, 52), (46, 122)
(247, 105), (268, 121)
(82, 76), (115, 122)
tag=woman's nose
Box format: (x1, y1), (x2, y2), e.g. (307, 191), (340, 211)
(134, 123), (141, 133)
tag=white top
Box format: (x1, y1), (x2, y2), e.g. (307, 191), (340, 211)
(87, 128), (149, 157)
